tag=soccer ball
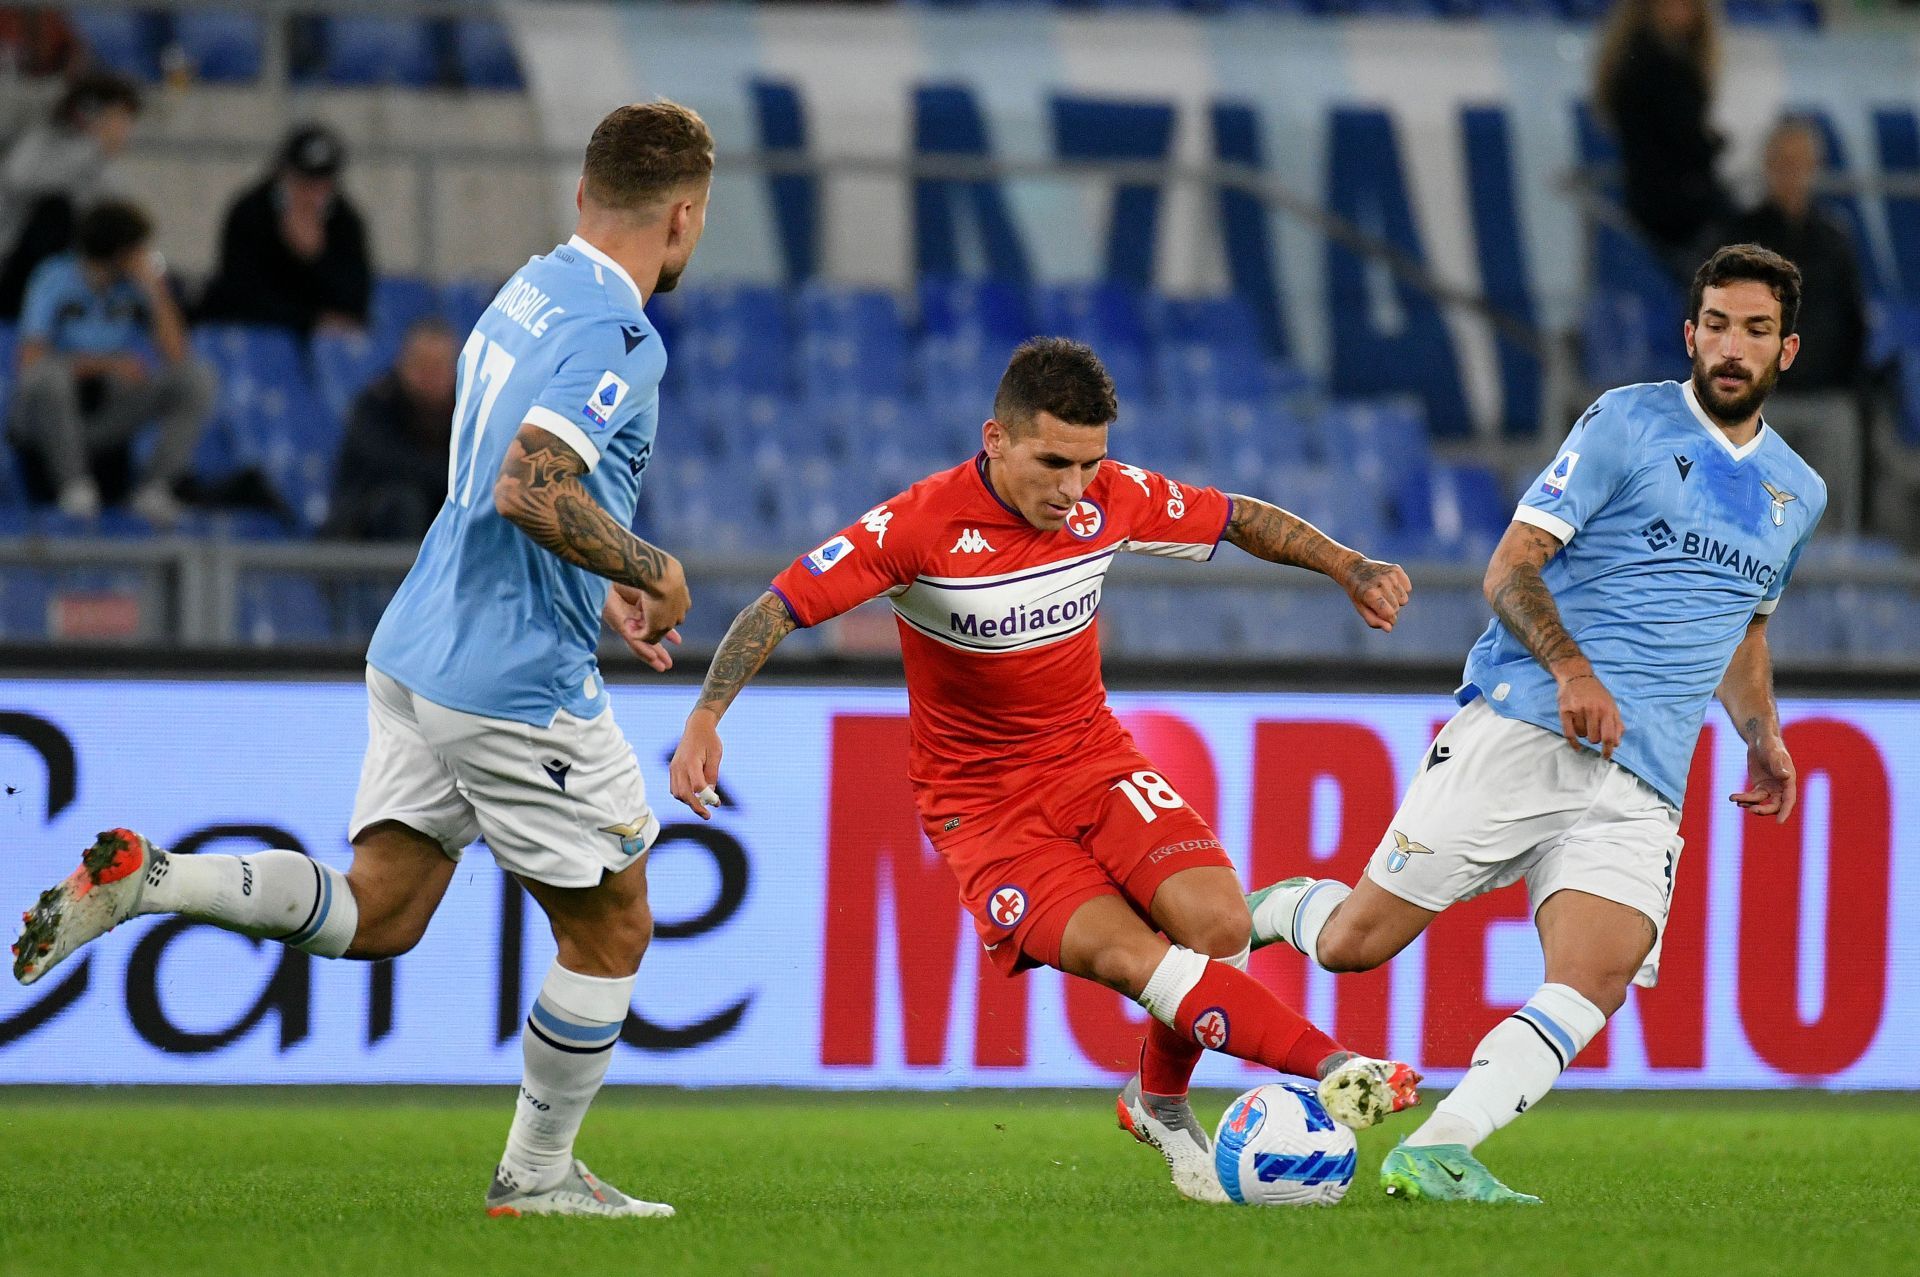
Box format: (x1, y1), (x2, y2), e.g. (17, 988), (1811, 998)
(1212, 1082), (1358, 1206)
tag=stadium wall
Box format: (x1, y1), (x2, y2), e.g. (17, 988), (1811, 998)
(1, 678), (1913, 1090)
(508, 6), (1920, 435)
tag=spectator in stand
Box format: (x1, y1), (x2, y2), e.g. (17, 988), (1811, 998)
(7, 200), (214, 526)
(198, 123), (371, 336)
(0, 7), (80, 79)
(1723, 118), (1873, 532)
(0, 71), (141, 318)
(323, 318), (456, 541)
(1594, 0), (1729, 280)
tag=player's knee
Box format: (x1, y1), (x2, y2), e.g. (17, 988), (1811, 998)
(1179, 903), (1251, 961)
(1077, 942), (1159, 998)
(1549, 966), (1633, 1018)
(1313, 914), (1386, 973)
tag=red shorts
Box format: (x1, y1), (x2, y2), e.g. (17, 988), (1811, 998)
(924, 749), (1234, 977)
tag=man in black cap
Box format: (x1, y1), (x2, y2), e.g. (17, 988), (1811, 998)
(198, 122), (372, 336)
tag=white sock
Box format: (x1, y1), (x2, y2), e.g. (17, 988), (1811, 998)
(1405, 983), (1607, 1151)
(1250, 878), (1349, 967)
(1137, 945), (1209, 1028)
(140, 848), (358, 958)
(500, 962), (635, 1192)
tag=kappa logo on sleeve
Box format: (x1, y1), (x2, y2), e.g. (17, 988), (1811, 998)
(804, 535), (855, 575)
(583, 371), (630, 428)
(1540, 451), (1580, 498)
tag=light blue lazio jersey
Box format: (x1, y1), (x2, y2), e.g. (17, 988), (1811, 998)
(367, 235), (666, 726)
(1462, 379), (1825, 808)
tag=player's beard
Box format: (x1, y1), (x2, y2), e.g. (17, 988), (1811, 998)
(1690, 352), (1781, 425)
(653, 258), (687, 294)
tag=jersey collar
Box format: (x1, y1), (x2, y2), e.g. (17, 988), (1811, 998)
(972, 451), (1029, 522)
(566, 234), (646, 312)
(1681, 378), (1767, 462)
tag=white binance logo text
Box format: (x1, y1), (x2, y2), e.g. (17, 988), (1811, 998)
(951, 528), (994, 554)
(860, 505), (894, 546)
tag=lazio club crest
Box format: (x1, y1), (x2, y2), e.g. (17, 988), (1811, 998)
(1384, 830), (1432, 874)
(1762, 481), (1797, 528)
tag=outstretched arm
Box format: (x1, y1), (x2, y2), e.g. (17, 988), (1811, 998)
(1224, 494), (1410, 631)
(671, 592), (799, 819)
(1483, 520), (1620, 756)
(1716, 615), (1795, 822)
(493, 423), (689, 639)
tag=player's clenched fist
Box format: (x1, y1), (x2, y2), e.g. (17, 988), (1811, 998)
(1556, 668), (1624, 759)
(671, 710), (724, 820)
(1341, 557), (1411, 631)
(637, 556), (691, 641)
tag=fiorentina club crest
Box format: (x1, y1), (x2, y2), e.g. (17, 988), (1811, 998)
(989, 884), (1027, 928)
(1065, 499), (1104, 540)
(1192, 1007), (1230, 1050)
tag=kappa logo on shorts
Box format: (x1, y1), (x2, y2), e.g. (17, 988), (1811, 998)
(988, 884), (1027, 928)
(1192, 1007), (1230, 1050)
(600, 819), (650, 859)
(1384, 830), (1433, 874)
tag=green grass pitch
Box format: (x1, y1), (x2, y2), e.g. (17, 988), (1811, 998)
(3, 1089), (1915, 1277)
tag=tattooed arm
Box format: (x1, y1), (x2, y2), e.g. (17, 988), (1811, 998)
(670, 592), (798, 819)
(493, 423), (689, 638)
(1716, 614), (1796, 822)
(1224, 494), (1411, 631)
(1483, 520), (1621, 756)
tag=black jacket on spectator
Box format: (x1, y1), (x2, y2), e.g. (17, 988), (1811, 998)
(1606, 29), (1728, 258)
(198, 177), (371, 334)
(1723, 203), (1869, 392)
(323, 373), (448, 541)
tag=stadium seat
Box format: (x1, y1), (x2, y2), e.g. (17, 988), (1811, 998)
(797, 283), (911, 407)
(303, 16), (441, 89)
(439, 278), (502, 338)
(311, 330), (390, 430)
(455, 18), (526, 91)
(173, 11), (265, 83)
(1036, 282), (1154, 406)
(1427, 461), (1512, 554)
(372, 276), (442, 356)
(192, 326), (336, 528)
(68, 9), (162, 81)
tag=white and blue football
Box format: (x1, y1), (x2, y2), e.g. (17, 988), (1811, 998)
(1212, 1082), (1358, 1206)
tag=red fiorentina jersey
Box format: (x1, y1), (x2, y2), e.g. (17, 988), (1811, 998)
(770, 453), (1232, 819)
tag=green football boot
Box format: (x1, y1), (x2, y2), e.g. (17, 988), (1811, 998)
(1379, 1143), (1541, 1204)
(1243, 876), (1313, 951)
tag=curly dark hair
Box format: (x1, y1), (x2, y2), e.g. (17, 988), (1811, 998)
(76, 199), (152, 262)
(582, 100), (714, 211)
(993, 337), (1119, 433)
(1688, 243), (1803, 334)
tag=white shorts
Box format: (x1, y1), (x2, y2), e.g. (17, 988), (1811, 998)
(349, 666), (660, 888)
(1366, 696), (1683, 987)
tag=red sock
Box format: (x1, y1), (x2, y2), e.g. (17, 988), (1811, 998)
(1173, 960), (1342, 1079)
(1139, 1020), (1204, 1097)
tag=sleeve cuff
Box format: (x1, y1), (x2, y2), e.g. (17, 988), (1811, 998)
(767, 583), (806, 627)
(524, 405), (602, 471)
(1512, 503), (1575, 544)
(1753, 597), (1780, 616)
(1206, 495), (1234, 563)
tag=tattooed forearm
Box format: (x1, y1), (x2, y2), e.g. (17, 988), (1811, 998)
(1484, 523), (1587, 678)
(1717, 616), (1780, 743)
(694, 592), (797, 721)
(1224, 495), (1361, 581)
(494, 426), (676, 590)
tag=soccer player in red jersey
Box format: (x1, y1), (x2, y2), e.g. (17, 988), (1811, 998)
(670, 339), (1420, 1202)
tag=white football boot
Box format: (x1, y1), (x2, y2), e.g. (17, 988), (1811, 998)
(485, 1160), (675, 1219)
(1117, 1074), (1230, 1204)
(13, 828), (162, 985)
(1317, 1055), (1422, 1130)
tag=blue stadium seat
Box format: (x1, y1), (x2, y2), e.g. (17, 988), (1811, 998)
(1427, 461), (1511, 556)
(68, 9), (162, 81)
(1036, 282), (1153, 406)
(306, 16), (440, 89)
(311, 330), (390, 430)
(173, 11), (265, 83)
(192, 326), (336, 528)
(439, 278), (502, 338)
(372, 276), (441, 355)
(797, 283), (911, 407)
(455, 18), (525, 91)
(917, 277), (1032, 412)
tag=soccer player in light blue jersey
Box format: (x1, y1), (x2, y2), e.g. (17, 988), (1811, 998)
(13, 103), (714, 1219)
(1244, 245), (1827, 1203)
